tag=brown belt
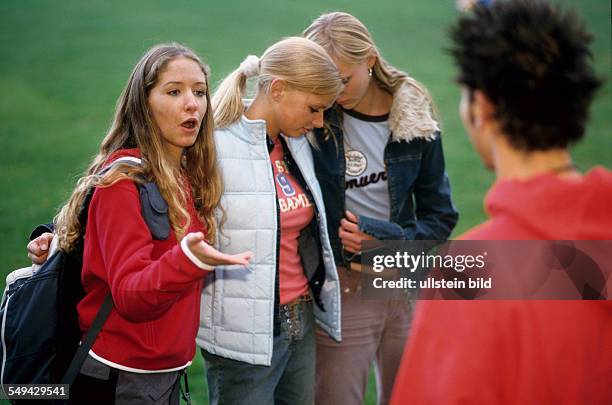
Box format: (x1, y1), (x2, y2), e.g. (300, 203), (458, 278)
(280, 292), (312, 312)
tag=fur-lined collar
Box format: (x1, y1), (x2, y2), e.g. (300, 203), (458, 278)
(388, 81), (440, 143)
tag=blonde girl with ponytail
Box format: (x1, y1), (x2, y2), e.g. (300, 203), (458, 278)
(196, 37), (344, 405)
(304, 12), (459, 405)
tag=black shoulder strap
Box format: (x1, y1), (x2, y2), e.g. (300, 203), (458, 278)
(77, 157), (143, 233)
(61, 293), (113, 385)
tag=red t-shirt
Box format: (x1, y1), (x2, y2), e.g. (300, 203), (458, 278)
(270, 137), (313, 304)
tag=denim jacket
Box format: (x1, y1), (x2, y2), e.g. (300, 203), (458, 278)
(310, 82), (459, 266)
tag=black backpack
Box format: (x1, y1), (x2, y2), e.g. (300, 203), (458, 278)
(0, 157), (170, 395)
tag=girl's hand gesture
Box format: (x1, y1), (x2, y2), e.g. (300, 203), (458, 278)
(184, 232), (253, 268)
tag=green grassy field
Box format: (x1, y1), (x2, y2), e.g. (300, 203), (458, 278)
(1, 0), (609, 403)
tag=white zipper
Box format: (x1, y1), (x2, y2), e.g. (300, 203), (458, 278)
(0, 284), (8, 310)
(1, 293), (12, 395)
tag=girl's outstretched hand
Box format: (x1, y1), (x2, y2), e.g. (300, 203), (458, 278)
(184, 232), (253, 268)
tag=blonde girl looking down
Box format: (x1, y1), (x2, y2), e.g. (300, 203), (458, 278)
(195, 37), (344, 405)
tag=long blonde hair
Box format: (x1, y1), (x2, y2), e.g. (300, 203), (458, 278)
(55, 43), (221, 251)
(303, 12), (438, 120)
(213, 37), (344, 128)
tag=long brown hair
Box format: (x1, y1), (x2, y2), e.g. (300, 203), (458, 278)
(55, 43), (221, 251)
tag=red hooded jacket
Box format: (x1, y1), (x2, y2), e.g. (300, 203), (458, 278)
(391, 168), (612, 405)
(78, 149), (209, 371)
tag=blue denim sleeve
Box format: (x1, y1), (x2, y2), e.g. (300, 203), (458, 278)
(411, 134), (458, 240)
(358, 215), (406, 240)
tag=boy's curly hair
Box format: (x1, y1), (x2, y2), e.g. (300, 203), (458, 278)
(450, 0), (602, 151)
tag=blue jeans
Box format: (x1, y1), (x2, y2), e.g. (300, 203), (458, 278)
(202, 297), (315, 405)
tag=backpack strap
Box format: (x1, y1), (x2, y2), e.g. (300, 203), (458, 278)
(32, 157), (169, 243)
(76, 157), (144, 233)
(138, 181), (170, 240)
(76, 157), (170, 240)
(60, 293), (113, 385)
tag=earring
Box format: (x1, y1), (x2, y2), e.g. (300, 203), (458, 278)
(368, 68), (372, 77)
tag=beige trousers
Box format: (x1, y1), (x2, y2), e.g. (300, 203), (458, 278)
(315, 268), (414, 405)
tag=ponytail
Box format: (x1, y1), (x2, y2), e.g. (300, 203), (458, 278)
(213, 38), (342, 129)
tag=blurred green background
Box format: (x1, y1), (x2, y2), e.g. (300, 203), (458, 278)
(1, 0), (609, 403)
